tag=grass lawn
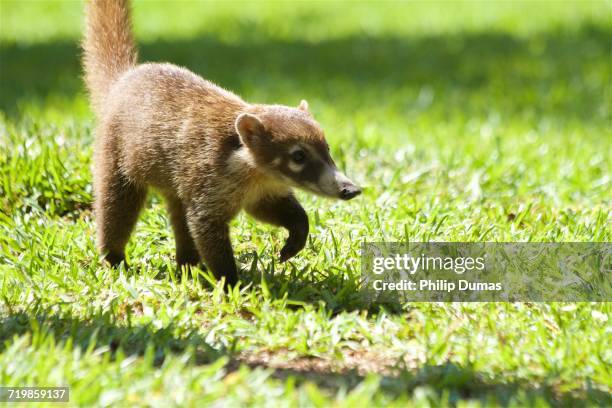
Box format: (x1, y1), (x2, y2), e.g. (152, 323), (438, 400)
(1, 0), (611, 406)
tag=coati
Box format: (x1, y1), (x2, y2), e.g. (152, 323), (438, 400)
(82, 0), (361, 287)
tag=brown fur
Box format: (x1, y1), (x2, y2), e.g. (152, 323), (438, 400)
(82, 0), (360, 286)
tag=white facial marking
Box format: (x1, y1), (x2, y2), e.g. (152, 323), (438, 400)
(271, 157), (281, 167)
(228, 146), (256, 173)
(288, 161), (305, 173)
(288, 145), (302, 154)
(287, 144), (306, 173)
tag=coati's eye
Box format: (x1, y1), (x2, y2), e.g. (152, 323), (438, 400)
(290, 149), (306, 163)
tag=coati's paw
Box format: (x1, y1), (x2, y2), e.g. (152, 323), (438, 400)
(279, 242), (302, 263)
(105, 251), (127, 268)
(223, 275), (238, 291)
(176, 250), (201, 267)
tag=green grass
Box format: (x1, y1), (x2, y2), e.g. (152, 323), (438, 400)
(1, 0), (611, 406)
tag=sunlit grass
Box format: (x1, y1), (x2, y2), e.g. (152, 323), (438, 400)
(1, 1), (610, 406)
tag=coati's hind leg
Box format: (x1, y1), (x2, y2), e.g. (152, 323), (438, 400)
(165, 195), (200, 267)
(94, 163), (147, 266)
(246, 194), (309, 262)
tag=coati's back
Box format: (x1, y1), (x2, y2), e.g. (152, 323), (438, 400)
(114, 66), (250, 192)
(83, 0), (246, 189)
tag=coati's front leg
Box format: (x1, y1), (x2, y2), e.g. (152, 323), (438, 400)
(186, 206), (239, 287)
(246, 194), (309, 262)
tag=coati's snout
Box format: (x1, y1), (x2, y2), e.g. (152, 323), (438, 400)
(338, 178), (362, 200)
(314, 161), (361, 200)
(235, 101), (361, 200)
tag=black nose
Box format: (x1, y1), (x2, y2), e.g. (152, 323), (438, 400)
(340, 184), (362, 200)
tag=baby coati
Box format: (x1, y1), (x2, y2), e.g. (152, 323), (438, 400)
(83, 0), (361, 286)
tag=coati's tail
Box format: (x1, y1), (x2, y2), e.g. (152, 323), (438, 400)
(83, 0), (137, 115)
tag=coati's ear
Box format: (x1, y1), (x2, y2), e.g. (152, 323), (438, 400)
(235, 113), (266, 148)
(298, 99), (309, 112)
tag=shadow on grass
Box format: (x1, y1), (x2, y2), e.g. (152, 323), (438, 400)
(1, 310), (609, 406)
(254, 362), (612, 407)
(237, 260), (405, 315)
(1, 23), (610, 123)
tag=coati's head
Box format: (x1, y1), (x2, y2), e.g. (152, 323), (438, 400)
(235, 101), (361, 200)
